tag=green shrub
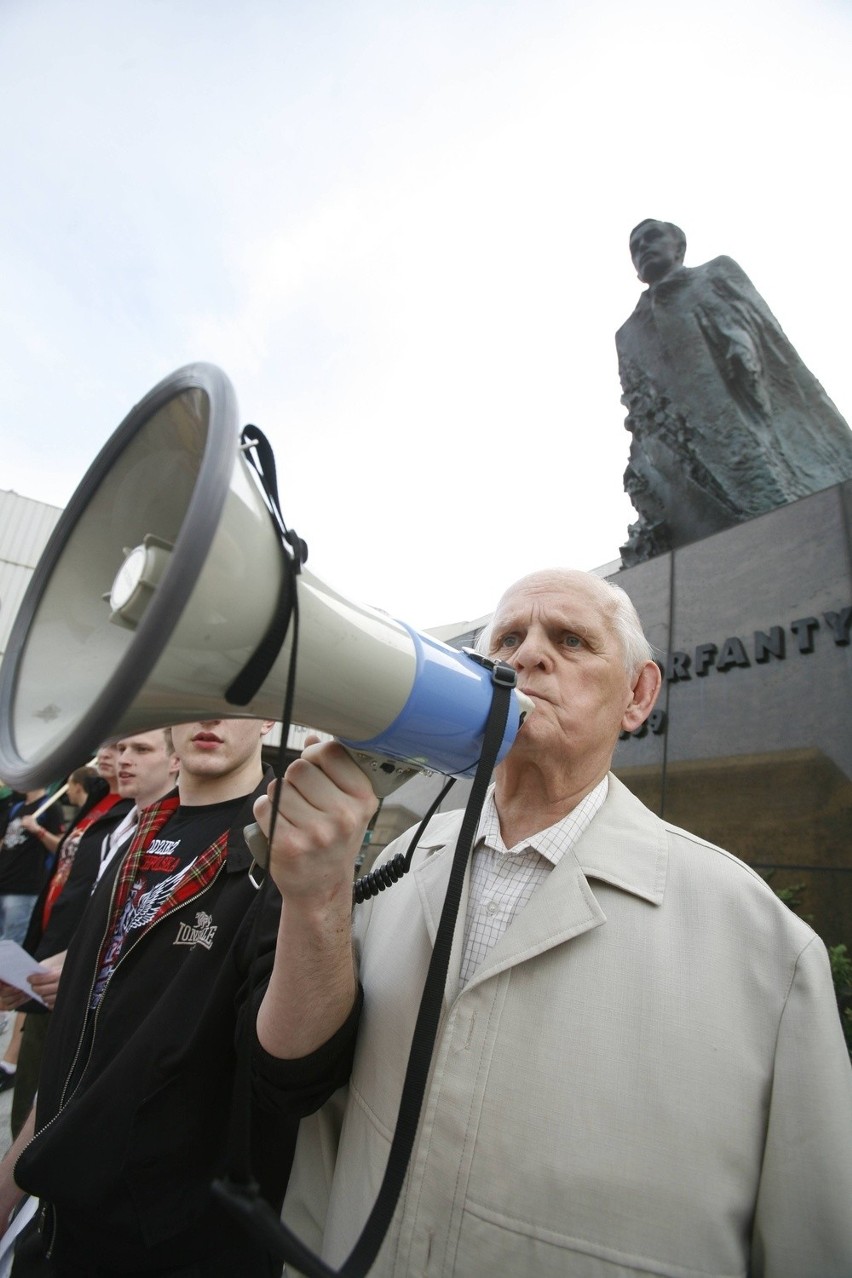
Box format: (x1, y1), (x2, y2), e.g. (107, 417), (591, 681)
(762, 873), (851, 1061)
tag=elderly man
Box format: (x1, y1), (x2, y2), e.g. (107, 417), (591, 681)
(255, 568), (852, 1278)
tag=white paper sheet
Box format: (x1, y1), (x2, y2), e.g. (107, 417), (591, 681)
(0, 1195), (39, 1274)
(0, 941), (48, 1006)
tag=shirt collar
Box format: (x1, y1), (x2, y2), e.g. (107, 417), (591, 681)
(477, 776), (609, 867)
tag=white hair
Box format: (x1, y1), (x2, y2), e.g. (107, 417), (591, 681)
(605, 579), (655, 677)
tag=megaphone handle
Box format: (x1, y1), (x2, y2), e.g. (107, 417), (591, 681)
(243, 747), (424, 872)
(244, 821), (271, 871)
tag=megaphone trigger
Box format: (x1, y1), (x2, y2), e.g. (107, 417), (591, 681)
(244, 821), (270, 874)
(342, 750), (422, 798)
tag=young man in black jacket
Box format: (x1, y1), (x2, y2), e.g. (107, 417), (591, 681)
(0, 750), (131, 1129)
(3, 730), (180, 1139)
(0, 718), (296, 1278)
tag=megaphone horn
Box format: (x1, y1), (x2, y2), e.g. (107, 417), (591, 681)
(0, 363), (531, 795)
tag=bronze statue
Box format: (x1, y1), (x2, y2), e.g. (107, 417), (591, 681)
(616, 219), (852, 565)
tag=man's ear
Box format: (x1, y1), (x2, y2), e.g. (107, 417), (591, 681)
(621, 661), (662, 734)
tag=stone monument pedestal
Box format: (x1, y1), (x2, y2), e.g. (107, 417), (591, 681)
(609, 478), (852, 948)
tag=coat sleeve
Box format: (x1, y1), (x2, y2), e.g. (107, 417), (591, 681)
(751, 935), (852, 1276)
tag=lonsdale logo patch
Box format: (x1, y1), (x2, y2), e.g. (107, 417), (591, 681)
(174, 911), (217, 951)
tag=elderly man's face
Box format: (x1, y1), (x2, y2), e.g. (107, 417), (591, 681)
(629, 221), (682, 284)
(487, 572), (644, 773)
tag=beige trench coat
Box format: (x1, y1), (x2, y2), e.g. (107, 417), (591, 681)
(283, 775), (852, 1277)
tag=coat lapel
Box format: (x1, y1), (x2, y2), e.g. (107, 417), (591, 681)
(463, 851), (606, 992)
(410, 775), (669, 1001)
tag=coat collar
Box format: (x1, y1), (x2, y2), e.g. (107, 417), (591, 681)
(410, 774), (668, 1001)
(569, 773), (668, 906)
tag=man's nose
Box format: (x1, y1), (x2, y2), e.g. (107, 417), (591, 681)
(509, 632), (549, 669)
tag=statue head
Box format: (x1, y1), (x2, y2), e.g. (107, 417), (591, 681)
(629, 219), (686, 284)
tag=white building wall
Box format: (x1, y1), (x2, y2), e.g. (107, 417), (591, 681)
(0, 490), (62, 664)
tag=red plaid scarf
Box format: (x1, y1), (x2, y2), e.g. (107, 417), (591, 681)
(98, 793), (228, 968)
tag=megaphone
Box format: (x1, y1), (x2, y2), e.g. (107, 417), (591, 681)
(0, 363), (531, 795)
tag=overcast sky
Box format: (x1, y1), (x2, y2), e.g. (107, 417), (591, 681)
(2, 0), (851, 631)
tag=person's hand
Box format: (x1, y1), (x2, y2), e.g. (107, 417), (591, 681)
(21, 814), (59, 848)
(254, 738), (377, 905)
(255, 739), (373, 1060)
(0, 982), (29, 1012)
(28, 952), (66, 1010)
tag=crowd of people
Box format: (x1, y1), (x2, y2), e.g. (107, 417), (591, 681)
(0, 567), (848, 1277)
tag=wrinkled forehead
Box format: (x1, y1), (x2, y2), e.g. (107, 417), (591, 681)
(491, 571), (615, 630)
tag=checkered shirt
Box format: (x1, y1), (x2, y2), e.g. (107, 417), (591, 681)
(96, 793), (227, 975)
(459, 777), (608, 989)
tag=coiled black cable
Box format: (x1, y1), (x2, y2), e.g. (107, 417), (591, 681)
(352, 775), (457, 905)
(352, 851), (407, 903)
